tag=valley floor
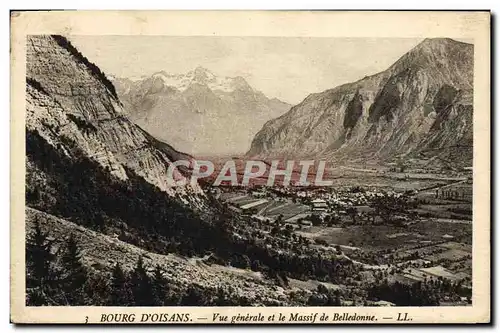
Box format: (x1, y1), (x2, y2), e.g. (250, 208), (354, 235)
(25, 170), (473, 307)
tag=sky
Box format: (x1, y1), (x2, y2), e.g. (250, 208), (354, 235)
(68, 36), (428, 105)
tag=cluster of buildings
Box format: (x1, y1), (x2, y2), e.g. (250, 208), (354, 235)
(435, 186), (472, 201)
(219, 185), (418, 230)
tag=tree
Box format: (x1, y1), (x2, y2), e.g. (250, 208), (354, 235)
(270, 225), (280, 235)
(26, 187), (41, 203)
(130, 256), (154, 306)
(26, 219), (54, 288)
(60, 234), (88, 304)
(241, 255), (251, 269)
(317, 284), (329, 294)
(325, 215), (333, 227)
(310, 214), (322, 226)
(109, 263), (132, 305)
(329, 292), (342, 306)
(85, 273), (111, 306)
(250, 259), (261, 271)
(152, 264), (168, 306)
(93, 214), (106, 232)
(346, 207), (358, 224)
(26, 219), (58, 305)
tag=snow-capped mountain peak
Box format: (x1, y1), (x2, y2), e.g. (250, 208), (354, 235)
(148, 67), (253, 93)
(111, 66), (291, 155)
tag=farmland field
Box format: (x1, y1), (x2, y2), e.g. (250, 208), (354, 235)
(296, 220), (472, 252)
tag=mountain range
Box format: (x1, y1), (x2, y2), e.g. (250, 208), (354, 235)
(247, 38), (473, 169)
(111, 67), (291, 155)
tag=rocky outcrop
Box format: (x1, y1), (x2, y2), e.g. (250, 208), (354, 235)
(26, 35), (204, 204)
(247, 38), (473, 166)
(111, 67), (291, 155)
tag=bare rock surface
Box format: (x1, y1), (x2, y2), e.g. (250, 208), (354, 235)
(247, 38), (473, 167)
(26, 35), (204, 206)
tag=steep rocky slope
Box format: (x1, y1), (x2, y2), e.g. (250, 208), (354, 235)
(26, 207), (296, 306)
(111, 67), (291, 155)
(26, 35), (203, 204)
(247, 38), (473, 167)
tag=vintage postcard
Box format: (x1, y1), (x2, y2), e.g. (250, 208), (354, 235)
(10, 11), (490, 324)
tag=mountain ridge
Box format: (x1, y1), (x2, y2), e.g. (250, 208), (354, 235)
(247, 38), (473, 168)
(26, 35), (205, 206)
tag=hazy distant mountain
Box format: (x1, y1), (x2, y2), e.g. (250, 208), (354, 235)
(247, 38), (473, 168)
(111, 67), (291, 155)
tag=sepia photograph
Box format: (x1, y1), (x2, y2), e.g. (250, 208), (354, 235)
(10, 10), (490, 324)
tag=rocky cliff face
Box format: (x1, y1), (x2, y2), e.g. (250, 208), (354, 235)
(26, 35), (204, 205)
(111, 67), (291, 155)
(247, 38), (473, 167)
